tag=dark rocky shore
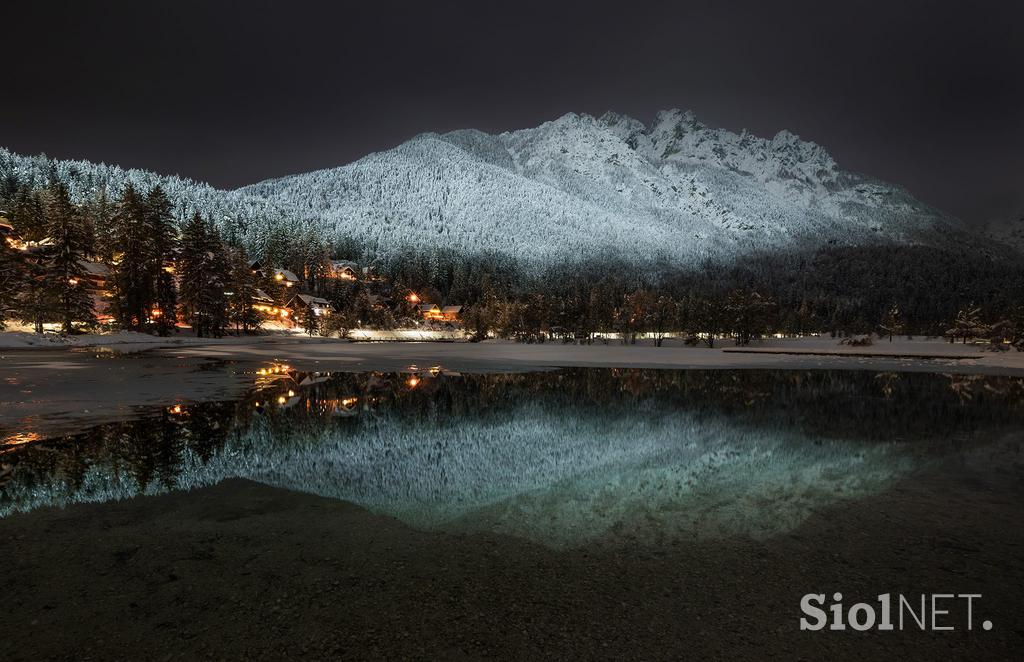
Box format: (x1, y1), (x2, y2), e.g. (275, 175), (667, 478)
(2, 443), (1022, 661)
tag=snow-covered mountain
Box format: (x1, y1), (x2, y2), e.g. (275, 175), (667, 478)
(0, 109), (999, 268)
(241, 109), (975, 266)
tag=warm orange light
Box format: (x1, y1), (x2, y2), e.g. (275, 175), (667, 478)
(407, 292), (420, 303)
(287, 390), (296, 397)
(68, 278), (79, 286)
(275, 273), (284, 281)
(341, 397), (358, 407)
(1, 431), (41, 450)
(277, 395), (287, 404)
(406, 376), (420, 388)
(169, 404), (183, 415)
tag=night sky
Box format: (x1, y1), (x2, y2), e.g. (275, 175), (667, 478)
(5, 1), (1022, 223)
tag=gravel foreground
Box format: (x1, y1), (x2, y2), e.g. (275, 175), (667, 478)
(2, 445), (1022, 661)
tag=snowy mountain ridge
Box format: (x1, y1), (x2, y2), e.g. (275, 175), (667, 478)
(243, 109), (969, 265)
(0, 109), (995, 269)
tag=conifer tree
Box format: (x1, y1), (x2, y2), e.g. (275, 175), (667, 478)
(227, 247), (262, 335)
(179, 213), (209, 336)
(88, 188), (116, 262)
(301, 302), (320, 337)
(111, 183), (153, 330)
(179, 213), (229, 337)
(10, 185), (47, 242)
(146, 186), (178, 336)
(45, 183), (94, 333)
(880, 303), (903, 342)
(0, 226), (23, 329)
(19, 257), (55, 334)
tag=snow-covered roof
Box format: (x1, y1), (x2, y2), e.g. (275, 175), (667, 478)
(295, 294), (332, 307)
(273, 268), (299, 282)
(78, 260), (110, 277)
(330, 259), (358, 270)
(441, 305), (463, 314)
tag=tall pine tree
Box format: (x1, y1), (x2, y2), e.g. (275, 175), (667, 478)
(111, 183), (153, 331)
(179, 213), (229, 337)
(227, 247), (262, 335)
(145, 186), (178, 336)
(0, 223), (23, 329)
(45, 183), (94, 334)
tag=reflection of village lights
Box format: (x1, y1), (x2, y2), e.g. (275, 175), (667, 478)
(1, 431), (41, 450)
(406, 376), (420, 388)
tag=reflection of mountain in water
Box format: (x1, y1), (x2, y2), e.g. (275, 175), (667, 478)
(3, 369), (1022, 548)
(214, 410), (918, 547)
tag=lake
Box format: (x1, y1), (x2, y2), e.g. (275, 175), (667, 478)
(4, 365), (1022, 548)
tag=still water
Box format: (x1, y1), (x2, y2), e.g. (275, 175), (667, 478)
(2, 366), (1022, 547)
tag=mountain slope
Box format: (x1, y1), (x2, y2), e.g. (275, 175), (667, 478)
(242, 109), (973, 266)
(1, 110), (1003, 270)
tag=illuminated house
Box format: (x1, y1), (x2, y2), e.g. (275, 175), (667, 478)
(252, 288), (292, 321)
(440, 305), (463, 322)
(328, 259), (359, 280)
(420, 304), (462, 322)
(272, 268), (300, 288)
(289, 294), (334, 317)
(1, 218), (53, 254)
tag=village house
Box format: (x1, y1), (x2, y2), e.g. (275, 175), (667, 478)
(288, 293), (334, 318)
(251, 288), (292, 321)
(272, 268), (300, 288)
(419, 303), (463, 323)
(328, 259), (359, 281)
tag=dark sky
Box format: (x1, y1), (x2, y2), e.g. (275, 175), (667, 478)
(5, 1), (1022, 223)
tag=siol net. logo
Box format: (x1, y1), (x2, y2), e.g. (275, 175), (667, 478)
(800, 593), (992, 632)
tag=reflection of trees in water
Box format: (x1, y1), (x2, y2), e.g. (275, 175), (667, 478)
(2, 368), (1023, 515)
